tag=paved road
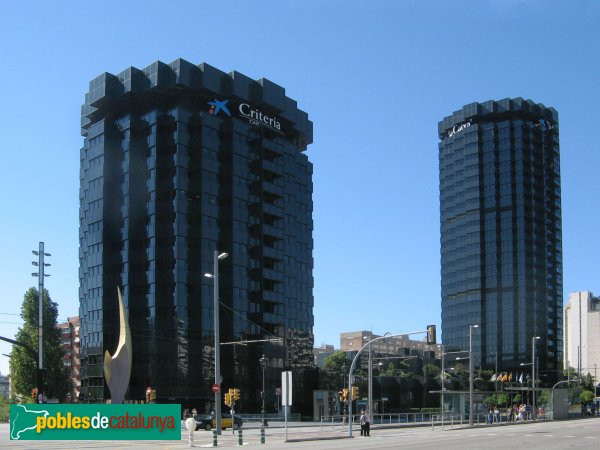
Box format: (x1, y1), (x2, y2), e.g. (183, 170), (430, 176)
(2, 417), (599, 449)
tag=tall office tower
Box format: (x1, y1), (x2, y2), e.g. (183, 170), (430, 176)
(564, 291), (600, 377)
(79, 59), (314, 411)
(438, 98), (562, 381)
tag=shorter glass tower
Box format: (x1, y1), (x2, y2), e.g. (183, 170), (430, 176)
(79, 59), (314, 412)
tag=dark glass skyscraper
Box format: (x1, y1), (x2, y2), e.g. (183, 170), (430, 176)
(438, 98), (562, 380)
(79, 59), (314, 411)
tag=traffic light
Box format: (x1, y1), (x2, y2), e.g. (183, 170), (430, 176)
(224, 392), (232, 406)
(351, 386), (359, 401)
(338, 388), (349, 402)
(233, 388), (240, 401)
(427, 324), (437, 345)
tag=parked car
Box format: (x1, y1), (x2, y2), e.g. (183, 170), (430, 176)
(196, 414), (243, 431)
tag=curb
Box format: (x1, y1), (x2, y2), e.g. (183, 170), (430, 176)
(285, 435), (354, 442)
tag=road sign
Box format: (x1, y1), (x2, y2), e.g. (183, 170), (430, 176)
(212, 384), (221, 393)
(275, 387), (281, 395)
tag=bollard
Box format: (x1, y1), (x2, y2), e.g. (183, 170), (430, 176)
(238, 429), (243, 446)
(260, 426), (265, 444)
(185, 417), (196, 448)
(212, 429), (218, 447)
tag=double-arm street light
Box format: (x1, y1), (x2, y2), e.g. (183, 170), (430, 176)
(347, 330), (430, 437)
(469, 324), (479, 426)
(441, 348), (468, 426)
(365, 332), (391, 419)
(520, 362), (533, 404)
(521, 336), (541, 415)
(204, 250), (229, 435)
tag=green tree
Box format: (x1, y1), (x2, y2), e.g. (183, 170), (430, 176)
(538, 390), (550, 406)
(484, 392), (509, 407)
(382, 362), (396, 376)
(322, 351), (349, 372)
(580, 390), (595, 404)
(0, 396), (9, 421)
(9, 288), (71, 401)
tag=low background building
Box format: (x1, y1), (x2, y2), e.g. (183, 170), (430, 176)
(57, 316), (80, 402)
(564, 291), (600, 380)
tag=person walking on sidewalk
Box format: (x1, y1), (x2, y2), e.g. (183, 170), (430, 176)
(363, 411), (371, 436)
(360, 411), (366, 436)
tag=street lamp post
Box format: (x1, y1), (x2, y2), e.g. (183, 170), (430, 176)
(440, 348), (468, 427)
(490, 352), (498, 398)
(260, 354), (267, 427)
(365, 332), (390, 420)
(347, 330), (428, 437)
(368, 339), (372, 420)
(441, 345), (445, 426)
(532, 336), (540, 418)
(469, 324), (479, 426)
(204, 250), (229, 435)
(520, 362), (533, 405)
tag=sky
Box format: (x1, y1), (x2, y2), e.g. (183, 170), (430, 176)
(1, 0), (599, 377)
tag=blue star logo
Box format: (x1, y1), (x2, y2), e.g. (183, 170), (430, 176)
(208, 99), (231, 117)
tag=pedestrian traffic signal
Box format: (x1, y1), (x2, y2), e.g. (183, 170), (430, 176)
(427, 324), (436, 345)
(351, 386), (359, 400)
(338, 388), (349, 402)
(233, 388), (240, 401)
(224, 392), (232, 406)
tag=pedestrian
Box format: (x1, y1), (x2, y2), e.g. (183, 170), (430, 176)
(192, 408), (197, 419)
(517, 404), (525, 421)
(363, 410), (371, 436)
(494, 406), (500, 423)
(360, 411), (366, 436)
(487, 406), (493, 424)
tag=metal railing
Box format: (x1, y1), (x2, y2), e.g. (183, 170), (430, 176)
(320, 410), (550, 431)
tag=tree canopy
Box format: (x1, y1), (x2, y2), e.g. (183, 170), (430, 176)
(9, 287), (71, 401)
(322, 351), (350, 372)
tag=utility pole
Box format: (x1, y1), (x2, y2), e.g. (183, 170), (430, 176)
(31, 242), (50, 400)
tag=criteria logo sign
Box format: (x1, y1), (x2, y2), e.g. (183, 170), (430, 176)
(10, 404), (180, 441)
(208, 99), (231, 117)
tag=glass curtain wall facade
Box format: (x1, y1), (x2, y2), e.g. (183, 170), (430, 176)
(79, 59), (314, 411)
(438, 98), (562, 382)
